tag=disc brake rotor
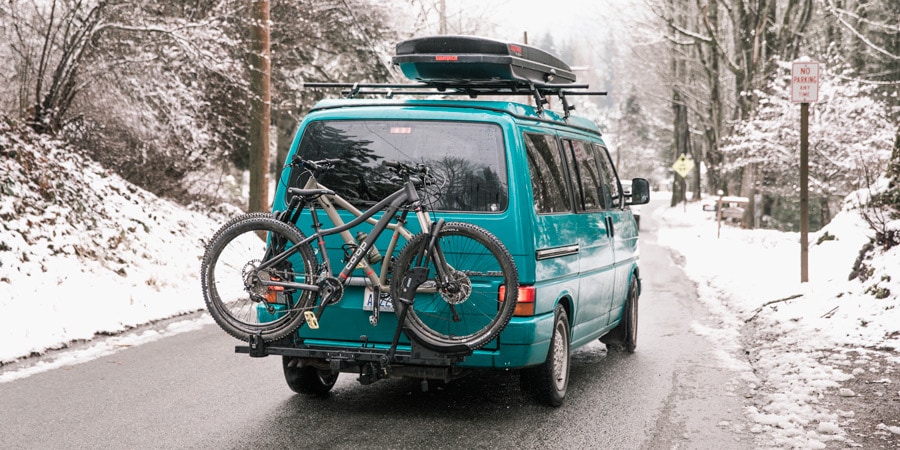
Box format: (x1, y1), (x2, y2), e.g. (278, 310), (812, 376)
(440, 269), (472, 305)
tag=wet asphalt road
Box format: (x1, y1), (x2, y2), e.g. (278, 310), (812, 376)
(0, 199), (758, 449)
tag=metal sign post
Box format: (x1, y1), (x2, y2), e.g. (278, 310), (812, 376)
(672, 154), (695, 212)
(792, 61), (820, 283)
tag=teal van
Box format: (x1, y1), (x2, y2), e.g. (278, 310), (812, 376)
(237, 36), (649, 406)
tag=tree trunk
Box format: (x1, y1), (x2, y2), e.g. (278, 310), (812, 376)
(691, 142), (702, 201)
(702, 0), (725, 196)
(740, 164), (757, 229)
(248, 0), (271, 213)
(819, 196), (831, 229)
(671, 90), (693, 206)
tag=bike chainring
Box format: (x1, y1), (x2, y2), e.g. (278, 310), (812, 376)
(317, 277), (344, 305)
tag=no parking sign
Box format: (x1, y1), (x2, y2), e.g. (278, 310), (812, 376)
(791, 62), (820, 103)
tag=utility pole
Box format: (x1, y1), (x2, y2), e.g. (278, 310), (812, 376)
(248, 0), (271, 213)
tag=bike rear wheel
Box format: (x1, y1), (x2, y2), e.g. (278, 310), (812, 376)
(201, 213), (317, 342)
(391, 222), (518, 351)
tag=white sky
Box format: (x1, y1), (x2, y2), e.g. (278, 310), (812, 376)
(437, 0), (643, 42)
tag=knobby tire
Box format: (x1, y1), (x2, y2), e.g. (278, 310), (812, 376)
(201, 214), (317, 342)
(391, 222), (518, 351)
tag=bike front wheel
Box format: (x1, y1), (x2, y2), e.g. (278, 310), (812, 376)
(201, 213), (317, 342)
(391, 222), (519, 352)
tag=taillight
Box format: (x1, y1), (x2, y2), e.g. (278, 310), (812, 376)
(500, 285), (536, 317)
(266, 278), (284, 304)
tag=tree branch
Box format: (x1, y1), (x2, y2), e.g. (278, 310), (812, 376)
(744, 294), (803, 323)
(823, 0), (900, 61)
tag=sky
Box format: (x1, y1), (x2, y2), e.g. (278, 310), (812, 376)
(435, 0), (644, 42)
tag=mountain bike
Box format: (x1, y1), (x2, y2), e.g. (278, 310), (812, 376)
(200, 157), (519, 354)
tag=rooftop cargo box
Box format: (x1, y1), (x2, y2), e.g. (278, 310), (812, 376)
(392, 35), (577, 85)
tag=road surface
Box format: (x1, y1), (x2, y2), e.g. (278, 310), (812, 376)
(0, 198), (757, 449)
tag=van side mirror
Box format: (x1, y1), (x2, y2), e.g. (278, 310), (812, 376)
(626, 178), (650, 205)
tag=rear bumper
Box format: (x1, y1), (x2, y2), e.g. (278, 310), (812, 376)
(236, 311), (555, 371)
(459, 312), (554, 369)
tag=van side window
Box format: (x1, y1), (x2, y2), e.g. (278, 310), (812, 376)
(593, 144), (622, 209)
(524, 133), (571, 214)
(561, 140), (603, 212)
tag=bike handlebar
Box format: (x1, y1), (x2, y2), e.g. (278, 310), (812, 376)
(384, 160), (429, 177)
(293, 156), (429, 180)
(291, 156), (342, 171)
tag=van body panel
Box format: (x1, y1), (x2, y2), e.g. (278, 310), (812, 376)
(607, 209), (640, 327)
(271, 97), (642, 371)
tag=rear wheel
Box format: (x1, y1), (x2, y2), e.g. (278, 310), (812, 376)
(391, 222), (518, 352)
(520, 304), (570, 406)
(283, 357), (338, 396)
(201, 214), (317, 342)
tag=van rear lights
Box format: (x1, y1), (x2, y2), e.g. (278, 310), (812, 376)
(500, 285), (535, 316)
(266, 278), (285, 304)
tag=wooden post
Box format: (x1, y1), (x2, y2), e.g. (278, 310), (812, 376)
(792, 60), (818, 283)
(717, 196), (723, 238)
(800, 102), (809, 283)
(248, 0), (271, 213)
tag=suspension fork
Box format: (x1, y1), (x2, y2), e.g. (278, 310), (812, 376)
(383, 218), (454, 363)
(307, 203), (331, 272)
(419, 219), (461, 322)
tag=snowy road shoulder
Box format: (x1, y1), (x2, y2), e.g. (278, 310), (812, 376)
(653, 196), (900, 449)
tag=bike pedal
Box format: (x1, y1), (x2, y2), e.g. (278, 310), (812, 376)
(304, 311), (320, 329)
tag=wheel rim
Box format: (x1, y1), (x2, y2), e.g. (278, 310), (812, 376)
(318, 369), (338, 387)
(551, 321), (569, 391)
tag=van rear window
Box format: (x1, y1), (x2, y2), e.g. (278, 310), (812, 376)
(290, 120), (508, 212)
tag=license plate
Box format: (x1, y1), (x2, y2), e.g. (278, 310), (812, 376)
(362, 287), (394, 313)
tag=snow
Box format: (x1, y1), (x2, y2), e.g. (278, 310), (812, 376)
(0, 120), (226, 371)
(1, 122), (898, 447)
(656, 192), (900, 448)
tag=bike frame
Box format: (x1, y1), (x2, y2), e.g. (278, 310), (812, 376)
(256, 171), (441, 297)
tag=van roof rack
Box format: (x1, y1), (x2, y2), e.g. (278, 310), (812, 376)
(304, 36), (607, 118)
(303, 81), (607, 118)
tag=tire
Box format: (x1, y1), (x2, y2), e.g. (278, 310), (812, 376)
(283, 356), (338, 396)
(201, 213), (317, 342)
(600, 276), (639, 353)
(520, 304), (570, 407)
(390, 222), (518, 352)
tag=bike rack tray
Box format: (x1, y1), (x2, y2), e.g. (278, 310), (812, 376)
(235, 342), (468, 367)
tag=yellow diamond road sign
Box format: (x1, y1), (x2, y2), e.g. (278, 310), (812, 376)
(672, 154), (695, 179)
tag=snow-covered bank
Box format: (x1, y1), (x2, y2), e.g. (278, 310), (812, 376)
(0, 120), (227, 365)
(655, 194), (900, 449)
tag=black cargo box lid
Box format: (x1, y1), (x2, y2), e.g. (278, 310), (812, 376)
(392, 35), (576, 85)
